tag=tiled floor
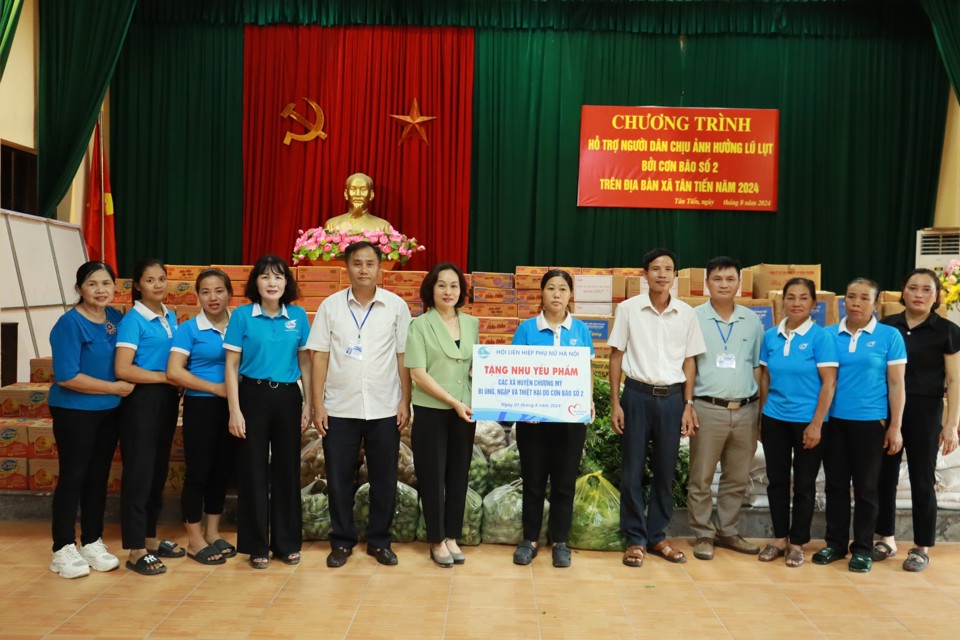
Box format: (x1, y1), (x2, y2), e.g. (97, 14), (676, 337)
(2, 520), (958, 639)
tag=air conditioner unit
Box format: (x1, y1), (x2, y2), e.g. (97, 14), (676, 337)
(916, 227), (960, 272)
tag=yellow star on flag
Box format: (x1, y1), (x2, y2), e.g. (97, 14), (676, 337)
(389, 98), (437, 145)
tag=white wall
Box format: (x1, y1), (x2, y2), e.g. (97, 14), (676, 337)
(0, 0), (36, 149)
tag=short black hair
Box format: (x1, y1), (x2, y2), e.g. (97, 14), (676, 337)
(420, 262), (467, 309)
(131, 258), (166, 301)
(245, 254), (300, 305)
(845, 277), (880, 303)
(344, 241), (382, 263)
(705, 256), (741, 278)
(783, 277), (817, 300)
(540, 269), (573, 290)
(899, 268), (941, 311)
(196, 268), (233, 297)
(642, 248), (677, 271)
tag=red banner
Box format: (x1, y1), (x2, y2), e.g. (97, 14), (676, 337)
(577, 106), (779, 211)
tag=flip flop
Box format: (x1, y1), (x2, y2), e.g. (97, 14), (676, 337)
(149, 540), (186, 558)
(187, 544), (226, 565)
(211, 539), (237, 559)
(280, 552), (300, 566)
(872, 541), (897, 561)
(125, 553), (166, 576)
(758, 544), (785, 562)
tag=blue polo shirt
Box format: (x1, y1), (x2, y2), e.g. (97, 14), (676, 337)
(760, 318), (838, 423)
(829, 318), (907, 421)
(224, 303), (309, 383)
(49, 306), (124, 411)
(512, 313), (596, 356)
(170, 310), (229, 397)
(116, 301), (178, 372)
(694, 301), (765, 400)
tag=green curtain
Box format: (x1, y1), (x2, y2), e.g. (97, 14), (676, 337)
(131, 0), (928, 37)
(110, 23), (243, 275)
(38, 0), (138, 217)
(922, 0), (960, 101)
(0, 0), (23, 79)
(470, 27), (949, 292)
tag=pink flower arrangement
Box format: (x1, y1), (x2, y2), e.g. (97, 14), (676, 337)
(292, 225), (426, 265)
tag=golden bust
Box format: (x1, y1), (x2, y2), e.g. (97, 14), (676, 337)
(323, 173), (391, 233)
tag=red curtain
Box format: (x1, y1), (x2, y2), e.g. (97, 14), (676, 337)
(242, 25), (474, 271)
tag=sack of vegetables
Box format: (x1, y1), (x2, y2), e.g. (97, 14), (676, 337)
(467, 445), (490, 496)
(474, 421), (507, 458)
(481, 480), (549, 545)
(488, 441), (521, 489)
(415, 486), (484, 545)
(300, 437), (326, 489)
(301, 479), (332, 541)
(353, 481), (420, 543)
(568, 471), (626, 551)
(358, 441), (418, 489)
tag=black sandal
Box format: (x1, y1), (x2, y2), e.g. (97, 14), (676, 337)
(902, 548), (929, 572)
(125, 553), (166, 576)
(872, 541), (897, 561)
(187, 544), (226, 565)
(280, 552), (300, 565)
(149, 540), (186, 558)
(250, 555), (269, 570)
(211, 538), (237, 559)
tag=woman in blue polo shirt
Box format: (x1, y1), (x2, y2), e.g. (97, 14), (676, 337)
(758, 278), (837, 568)
(812, 278), (905, 573)
(405, 263), (478, 568)
(224, 255), (312, 569)
(167, 269), (235, 565)
(510, 269), (595, 568)
(48, 262), (134, 579)
(115, 258), (181, 576)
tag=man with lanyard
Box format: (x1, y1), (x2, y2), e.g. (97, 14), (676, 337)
(609, 248), (706, 567)
(307, 241), (412, 567)
(686, 257), (765, 560)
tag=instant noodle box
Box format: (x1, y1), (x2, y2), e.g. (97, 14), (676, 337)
(514, 274), (542, 290)
(0, 419), (30, 457)
(384, 287), (420, 303)
(28, 458), (59, 492)
(517, 301), (540, 319)
(164, 281), (198, 306)
(472, 287), (517, 304)
(471, 272), (514, 289)
(0, 383), (51, 419)
(30, 357), (54, 383)
(296, 266), (341, 282)
(165, 265), (208, 281)
(515, 290), (542, 304)
(27, 421), (57, 458)
(0, 458), (27, 490)
(477, 317), (520, 335)
(299, 280), (341, 298)
(114, 278), (134, 303)
(515, 266), (548, 277)
(469, 303), (518, 318)
(383, 271), (428, 287)
(479, 333), (511, 345)
(176, 306), (201, 325)
(211, 265), (254, 281)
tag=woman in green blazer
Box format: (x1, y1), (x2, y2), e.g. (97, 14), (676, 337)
(405, 263), (479, 567)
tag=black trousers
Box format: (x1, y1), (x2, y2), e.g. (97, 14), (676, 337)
(50, 406), (119, 551)
(324, 415), (399, 549)
(761, 415), (824, 545)
(619, 386), (683, 548)
(119, 383), (180, 550)
(411, 405), (476, 543)
(517, 422), (586, 543)
(877, 394), (942, 547)
(822, 418), (886, 557)
(235, 379), (303, 557)
(181, 396), (234, 523)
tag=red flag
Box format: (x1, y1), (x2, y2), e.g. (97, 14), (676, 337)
(82, 122), (117, 270)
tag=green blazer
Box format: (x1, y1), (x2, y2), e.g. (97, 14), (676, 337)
(405, 309), (479, 409)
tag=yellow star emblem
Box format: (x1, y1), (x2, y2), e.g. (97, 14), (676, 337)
(389, 98), (437, 145)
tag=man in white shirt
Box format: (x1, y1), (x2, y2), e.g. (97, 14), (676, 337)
(307, 241), (412, 567)
(608, 248), (706, 568)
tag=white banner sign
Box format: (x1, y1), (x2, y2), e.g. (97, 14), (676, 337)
(471, 345), (592, 423)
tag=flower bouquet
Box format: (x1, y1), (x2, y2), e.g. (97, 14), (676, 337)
(940, 260), (960, 310)
(292, 225), (425, 266)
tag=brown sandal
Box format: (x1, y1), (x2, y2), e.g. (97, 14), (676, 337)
(622, 545), (645, 568)
(649, 540), (687, 564)
(758, 544), (785, 562)
(785, 547), (804, 568)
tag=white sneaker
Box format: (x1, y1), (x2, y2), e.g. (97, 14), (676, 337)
(50, 544), (91, 579)
(79, 538), (120, 572)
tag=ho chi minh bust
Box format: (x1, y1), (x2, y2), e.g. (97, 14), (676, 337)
(323, 172), (391, 233)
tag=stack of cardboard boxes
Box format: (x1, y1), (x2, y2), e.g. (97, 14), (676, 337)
(0, 359), (54, 491)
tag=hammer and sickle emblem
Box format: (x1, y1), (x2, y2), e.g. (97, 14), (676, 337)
(281, 98), (327, 145)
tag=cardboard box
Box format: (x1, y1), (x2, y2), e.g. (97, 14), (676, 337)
(549, 267), (582, 275)
(0, 419), (30, 457)
(515, 274), (543, 290)
(515, 290), (542, 305)
(408, 302), (423, 317)
(383, 271), (428, 288)
(27, 421), (57, 458)
(0, 383), (51, 419)
(211, 265), (253, 282)
(517, 302), (539, 319)
(591, 358), (610, 378)
(0, 457), (27, 490)
(296, 266), (341, 282)
(164, 462), (187, 494)
(164, 280), (198, 306)
(30, 357), (54, 383)
(573, 315), (615, 343)
(746, 264), (821, 299)
(469, 303), (518, 318)
(298, 297), (327, 312)
(175, 305), (201, 325)
(387, 287), (421, 304)
(479, 333), (512, 345)
(613, 267), (645, 277)
(580, 268), (614, 276)
(738, 298), (776, 331)
(471, 272), (514, 289)
(473, 287), (517, 304)
(28, 458), (59, 492)
(477, 317), (520, 335)
(573, 275), (613, 302)
(166, 265), (208, 281)
(572, 302), (614, 316)
(113, 278), (135, 304)
(612, 275), (626, 302)
(299, 280), (342, 298)
(594, 343), (612, 359)
(107, 461), (122, 494)
(170, 424), (184, 461)
(515, 266), (549, 277)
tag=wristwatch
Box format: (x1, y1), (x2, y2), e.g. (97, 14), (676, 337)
(685, 399), (695, 406)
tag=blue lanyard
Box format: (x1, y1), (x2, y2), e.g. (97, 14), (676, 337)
(348, 291), (374, 339)
(714, 318), (733, 351)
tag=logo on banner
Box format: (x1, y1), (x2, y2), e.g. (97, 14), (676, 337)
(281, 98), (327, 145)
